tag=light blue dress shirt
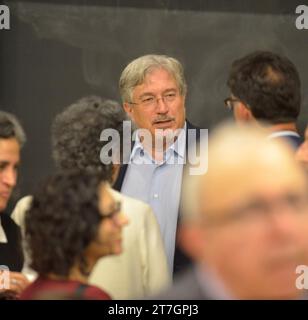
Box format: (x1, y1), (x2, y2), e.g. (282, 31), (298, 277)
(121, 123), (187, 273)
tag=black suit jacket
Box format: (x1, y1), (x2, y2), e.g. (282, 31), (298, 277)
(114, 121), (201, 276)
(274, 133), (303, 150)
(0, 212), (24, 272)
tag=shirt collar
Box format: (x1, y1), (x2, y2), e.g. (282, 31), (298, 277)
(268, 130), (300, 139)
(169, 122), (186, 159)
(130, 122), (187, 161)
(130, 130), (144, 161)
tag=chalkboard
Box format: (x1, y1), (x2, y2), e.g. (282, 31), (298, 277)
(1, 0), (308, 201)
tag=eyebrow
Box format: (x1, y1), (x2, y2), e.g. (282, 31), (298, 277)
(138, 88), (177, 99)
(0, 160), (20, 166)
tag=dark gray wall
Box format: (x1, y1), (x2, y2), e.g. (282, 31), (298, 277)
(1, 0), (308, 205)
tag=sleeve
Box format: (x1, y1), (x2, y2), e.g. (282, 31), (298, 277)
(140, 204), (172, 296)
(10, 195), (38, 281)
(10, 195), (33, 232)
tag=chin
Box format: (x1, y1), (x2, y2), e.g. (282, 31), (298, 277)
(111, 245), (123, 255)
(262, 287), (300, 300)
(0, 201), (7, 213)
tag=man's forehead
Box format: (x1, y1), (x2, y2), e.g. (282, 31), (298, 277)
(201, 157), (305, 211)
(142, 67), (176, 84)
(0, 138), (20, 161)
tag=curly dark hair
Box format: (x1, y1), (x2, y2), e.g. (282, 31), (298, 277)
(51, 96), (127, 182)
(227, 51), (301, 124)
(25, 171), (106, 277)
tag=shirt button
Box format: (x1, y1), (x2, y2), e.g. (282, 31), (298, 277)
(153, 193), (159, 199)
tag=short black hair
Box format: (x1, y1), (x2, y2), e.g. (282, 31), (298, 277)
(0, 111), (26, 146)
(25, 171), (106, 277)
(227, 51), (301, 124)
(51, 96), (127, 182)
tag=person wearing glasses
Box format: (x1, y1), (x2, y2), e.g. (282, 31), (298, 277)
(225, 51), (302, 149)
(115, 54), (200, 276)
(158, 123), (308, 299)
(20, 172), (128, 300)
(12, 96), (170, 299)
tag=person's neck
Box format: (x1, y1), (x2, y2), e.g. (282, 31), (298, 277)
(68, 266), (89, 284)
(140, 130), (183, 161)
(48, 260), (95, 284)
(267, 122), (298, 134)
(140, 136), (169, 162)
(47, 273), (86, 284)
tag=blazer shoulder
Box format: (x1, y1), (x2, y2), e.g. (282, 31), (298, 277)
(154, 267), (207, 300)
(11, 195), (33, 228)
(186, 120), (200, 130)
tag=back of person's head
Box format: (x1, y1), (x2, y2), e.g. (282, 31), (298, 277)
(181, 122), (308, 299)
(51, 96), (127, 182)
(25, 171), (107, 278)
(227, 51), (301, 124)
(0, 111), (26, 146)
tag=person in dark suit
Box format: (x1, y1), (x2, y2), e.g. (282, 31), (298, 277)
(225, 51), (303, 149)
(158, 123), (308, 299)
(0, 111), (29, 299)
(115, 54), (201, 276)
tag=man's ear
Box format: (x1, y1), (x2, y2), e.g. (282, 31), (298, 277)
(123, 102), (133, 119)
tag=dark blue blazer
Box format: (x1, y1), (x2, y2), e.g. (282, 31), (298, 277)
(114, 121), (201, 276)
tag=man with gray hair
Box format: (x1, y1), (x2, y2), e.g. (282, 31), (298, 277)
(115, 54), (200, 275)
(0, 111), (29, 299)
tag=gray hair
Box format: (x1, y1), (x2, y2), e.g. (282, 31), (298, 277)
(51, 96), (127, 182)
(119, 54), (187, 103)
(0, 111), (26, 147)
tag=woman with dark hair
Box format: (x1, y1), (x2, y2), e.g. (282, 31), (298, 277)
(20, 171), (128, 300)
(0, 111), (29, 299)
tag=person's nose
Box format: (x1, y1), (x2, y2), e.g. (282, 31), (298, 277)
(155, 97), (169, 114)
(2, 167), (17, 188)
(114, 211), (129, 228)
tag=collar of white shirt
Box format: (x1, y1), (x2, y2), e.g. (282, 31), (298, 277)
(130, 122), (187, 162)
(0, 215), (8, 243)
(268, 130), (300, 139)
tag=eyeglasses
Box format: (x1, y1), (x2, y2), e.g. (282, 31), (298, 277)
(101, 201), (122, 220)
(129, 92), (179, 108)
(224, 97), (241, 111)
(204, 193), (308, 227)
